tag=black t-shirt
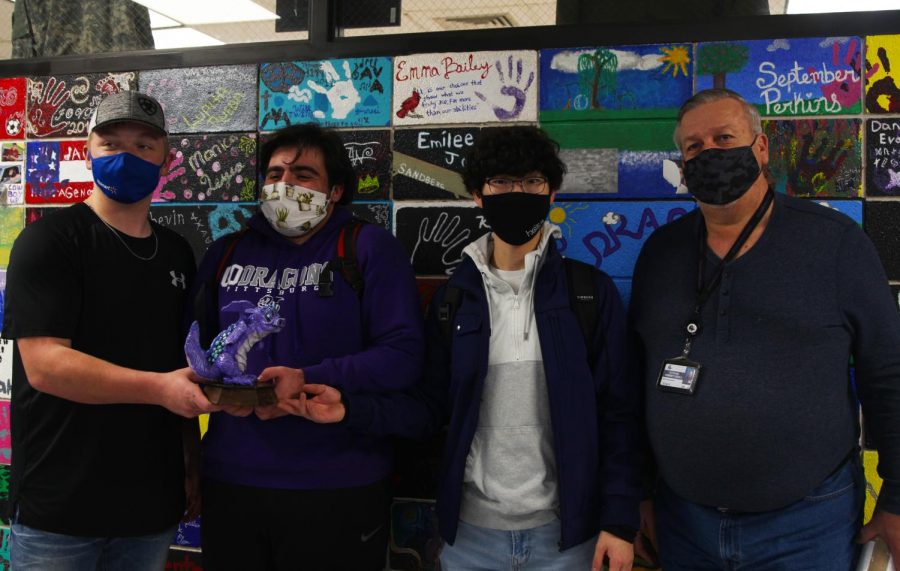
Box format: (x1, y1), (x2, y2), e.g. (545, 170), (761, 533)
(3, 202), (196, 536)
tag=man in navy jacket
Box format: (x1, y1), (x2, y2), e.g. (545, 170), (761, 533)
(274, 126), (643, 571)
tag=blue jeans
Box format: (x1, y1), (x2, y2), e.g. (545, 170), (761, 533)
(440, 519), (596, 571)
(655, 456), (864, 570)
(10, 521), (177, 570)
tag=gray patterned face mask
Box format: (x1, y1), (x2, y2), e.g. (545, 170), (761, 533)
(683, 136), (761, 205)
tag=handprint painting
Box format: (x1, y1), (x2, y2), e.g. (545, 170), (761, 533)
(26, 73), (137, 138)
(393, 51), (538, 125)
(259, 58), (393, 128)
(865, 34), (900, 114)
(765, 118), (862, 197)
(696, 37), (864, 116)
(539, 44), (692, 121)
(395, 205), (490, 275)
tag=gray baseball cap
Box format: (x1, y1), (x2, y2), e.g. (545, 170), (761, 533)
(88, 90), (167, 136)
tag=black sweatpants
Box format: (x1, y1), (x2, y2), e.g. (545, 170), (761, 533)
(200, 478), (391, 571)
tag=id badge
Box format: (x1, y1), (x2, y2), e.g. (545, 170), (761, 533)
(657, 356), (701, 395)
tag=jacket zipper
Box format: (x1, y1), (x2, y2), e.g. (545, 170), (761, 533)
(547, 311), (568, 548)
(513, 295), (520, 361)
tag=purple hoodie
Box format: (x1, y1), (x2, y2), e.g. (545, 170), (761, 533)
(192, 208), (424, 489)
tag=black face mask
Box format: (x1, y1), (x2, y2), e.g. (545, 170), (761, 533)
(683, 138), (761, 205)
(480, 192), (551, 246)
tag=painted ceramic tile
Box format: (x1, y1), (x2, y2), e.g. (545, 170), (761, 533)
(545, 120), (683, 198)
(558, 148), (618, 195)
(697, 37), (863, 116)
(392, 127), (477, 200)
(0, 145), (25, 205)
(0, 143), (23, 165)
(341, 129), (391, 201)
(141, 65), (258, 134)
(765, 118), (862, 197)
(259, 58), (392, 129)
(866, 118), (900, 196)
(0, 207), (24, 266)
(558, 149), (685, 198)
(865, 34), (900, 113)
(617, 150), (687, 198)
(348, 201), (391, 231)
(150, 203), (255, 263)
(540, 44), (692, 121)
(394, 203), (490, 276)
(0, 78), (26, 140)
(393, 51), (538, 125)
(25, 141), (93, 204)
(155, 133), (257, 203)
(550, 200), (696, 279)
(27, 72), (137, 138)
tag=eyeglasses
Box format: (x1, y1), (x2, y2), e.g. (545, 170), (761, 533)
(484, 177), (549, 195)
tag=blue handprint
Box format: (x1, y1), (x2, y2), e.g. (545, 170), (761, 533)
(475, 56), (535, 121)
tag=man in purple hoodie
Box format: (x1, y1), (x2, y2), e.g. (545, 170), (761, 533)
(190, 124), (424, 570)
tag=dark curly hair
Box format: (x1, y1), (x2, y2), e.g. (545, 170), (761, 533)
(259, 123), (356, 205)
(462, 126), (566, 197)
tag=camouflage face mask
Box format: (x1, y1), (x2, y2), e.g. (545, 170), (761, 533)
(683, 137), (761, 206)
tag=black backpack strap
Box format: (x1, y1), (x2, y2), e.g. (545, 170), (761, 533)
(196, 229), (245, 347)
(437, 285), (462, 349)
(319, 218), (367, 298)
(564, 257), (602, 370)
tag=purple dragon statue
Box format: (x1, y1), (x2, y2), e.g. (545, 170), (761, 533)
(185, 300), (286, 386)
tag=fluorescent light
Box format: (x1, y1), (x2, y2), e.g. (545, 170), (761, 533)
(133, 0), (278, 25)
(788, 0), (898, 13)
(152, 27), (225, 49)
(149, 9), (180, 29)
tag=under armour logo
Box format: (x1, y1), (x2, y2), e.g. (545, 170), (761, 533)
(170, 270), (186, 289)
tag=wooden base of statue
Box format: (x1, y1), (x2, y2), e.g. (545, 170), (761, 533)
(201, 382), (277, 406)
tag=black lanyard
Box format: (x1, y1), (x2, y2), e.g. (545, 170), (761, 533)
(681, 188), (775, 357)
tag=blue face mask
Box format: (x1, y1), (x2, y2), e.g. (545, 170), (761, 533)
(90, 152), (163, 204)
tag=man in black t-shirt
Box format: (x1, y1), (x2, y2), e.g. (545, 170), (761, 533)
(3, 90), (219, 570)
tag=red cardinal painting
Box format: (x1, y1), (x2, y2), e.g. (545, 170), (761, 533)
(396, 89), (421, 118)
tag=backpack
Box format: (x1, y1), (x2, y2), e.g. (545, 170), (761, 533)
(437, 257), (604, 370)
(196, 217), (368, 346)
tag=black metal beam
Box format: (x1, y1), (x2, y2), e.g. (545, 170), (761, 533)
(1, 9), (898, 77)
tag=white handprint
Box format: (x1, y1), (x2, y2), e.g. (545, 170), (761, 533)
(411, 212), (472, 275)
(308, 61), (361, 120)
